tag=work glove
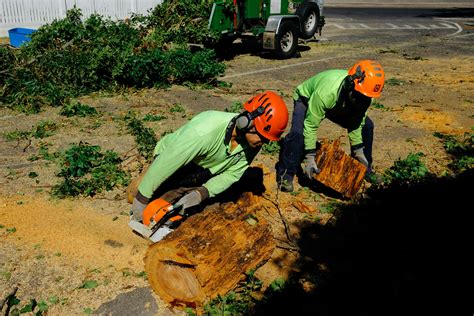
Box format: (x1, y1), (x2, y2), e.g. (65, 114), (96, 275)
(130, 197), (148, 222)
(175, 186), (209, 211)
(303, 151), (320, 179)
(351, 147), (369, 168)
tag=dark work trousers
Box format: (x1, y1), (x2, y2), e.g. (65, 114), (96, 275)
(150, 159), (212, 203)
(276, 99), (375, 181)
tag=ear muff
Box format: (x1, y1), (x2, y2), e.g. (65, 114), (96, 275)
(235, 106), (265, 132)
(235, 113), (252, 131)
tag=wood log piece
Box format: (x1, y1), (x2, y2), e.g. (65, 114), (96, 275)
(312, 138), (367, 198)
(144, 192), (275, 309)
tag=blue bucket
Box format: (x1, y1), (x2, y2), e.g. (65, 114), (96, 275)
(8, 28), (37, 48)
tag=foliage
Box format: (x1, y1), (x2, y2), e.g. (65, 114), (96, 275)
(268, 278), (286, 293)
(371, 100), (386, 110)
(28, 142), (59, 162)
(4, 121), (57, 141)
(60, 101), (98, 117)
(434, 131), (473, 172)
(4, 130), (30, 142)
(124, 111), (158, 161)
(385, 78), (407, 86)
(51, 142), (129, 198)
(0, 7), (225, 113)
(4, 292), (59, 316)
(147, 0), (221, 47)
(383, 152), (431, 184)
(32, 121), (58, 138)
(261, 141), (281, 156)
(143, 113), (167, 122)
(203, 269), (263, 315)
(169, 103), (185, 113)
(224, 101), (243, 113)
(79, 280), (99, 289)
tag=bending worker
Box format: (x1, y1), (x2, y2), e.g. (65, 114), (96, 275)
(131, 91), (289, 221)
(276, 60), (385, 192)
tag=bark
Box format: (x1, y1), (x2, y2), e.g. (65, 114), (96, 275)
(312, 138), (367, 198)
(144, 192), (275, 309)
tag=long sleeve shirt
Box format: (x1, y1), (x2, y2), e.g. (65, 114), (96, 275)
(293, 69), (371, 151)
(138, 111), (259, 199)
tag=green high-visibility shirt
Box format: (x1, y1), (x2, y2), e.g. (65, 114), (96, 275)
(293, 69), (370, 151)
(138, 111), (259, 199)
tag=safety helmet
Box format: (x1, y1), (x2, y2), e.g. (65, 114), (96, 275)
(242, 91), (289, 141)
(348, 60), (385, 98)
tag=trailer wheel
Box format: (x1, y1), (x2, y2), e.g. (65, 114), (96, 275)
(297, 2), (319, 40)
(274, 20), (298, 59)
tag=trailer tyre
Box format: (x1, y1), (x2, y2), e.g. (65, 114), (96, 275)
(296, 2), (319, 39)
(274, 20), (298, 59)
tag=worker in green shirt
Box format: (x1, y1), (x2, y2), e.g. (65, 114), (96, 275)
(130, 91), (289, 222)
(276, 60), (385, 192)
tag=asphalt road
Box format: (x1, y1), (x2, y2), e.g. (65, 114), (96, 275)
(321, 7), (474, 43)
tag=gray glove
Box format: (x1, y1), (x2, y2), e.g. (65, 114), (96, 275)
(175, 187), (208, 211)
(352, 147), (369, 168)
(130, 197), (148, 222)
(303, 152), (320, 179)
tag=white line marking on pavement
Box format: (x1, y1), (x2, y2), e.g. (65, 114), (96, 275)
(386, 23), (400, 29)
(451, 33), (474, 38)
(443, 21), (463, 37)
(359, 23), (372, 29)
(325, 22), (461, 31)
(414, 23), (430, 29)
(220, 57), (340, 79)
(331, 23), (346, 29)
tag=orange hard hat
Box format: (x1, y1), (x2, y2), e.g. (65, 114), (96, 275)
(243, 91), (289, 141)
(348, 60), (385, 98)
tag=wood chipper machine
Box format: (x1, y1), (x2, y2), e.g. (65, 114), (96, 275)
(208, 0), (325, 58)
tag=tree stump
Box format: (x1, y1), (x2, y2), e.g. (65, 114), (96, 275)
(144, 192), (275, 309)
(312, 138), (367, 198)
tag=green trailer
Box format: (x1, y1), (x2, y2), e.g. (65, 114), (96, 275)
(208, 0), (325, 58)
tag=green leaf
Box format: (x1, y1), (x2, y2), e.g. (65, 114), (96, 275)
(80, 280), (98, 289)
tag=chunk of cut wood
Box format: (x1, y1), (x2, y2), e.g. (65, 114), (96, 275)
(312, 138), (367, 198)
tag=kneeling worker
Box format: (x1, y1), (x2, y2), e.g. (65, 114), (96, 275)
(129, 91), (289, 240)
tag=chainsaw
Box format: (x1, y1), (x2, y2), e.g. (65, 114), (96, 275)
(128, 198), (185, 243)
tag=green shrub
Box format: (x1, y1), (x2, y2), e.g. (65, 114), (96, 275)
(52, 142), (129, 198)
(384, 152), (431, 184)
(434, 131), (473, 172)
(60, 101), (98, 117)
(261, 141), (280, 156)
(147, 0), (221, 47)
(124, 111), (158, 161)
(0, 7), (225, 113)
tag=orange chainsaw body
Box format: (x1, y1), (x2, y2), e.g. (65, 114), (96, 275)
(142, 198), (182, 226)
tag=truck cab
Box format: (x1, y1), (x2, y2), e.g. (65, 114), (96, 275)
(209, 0), (325, 58)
